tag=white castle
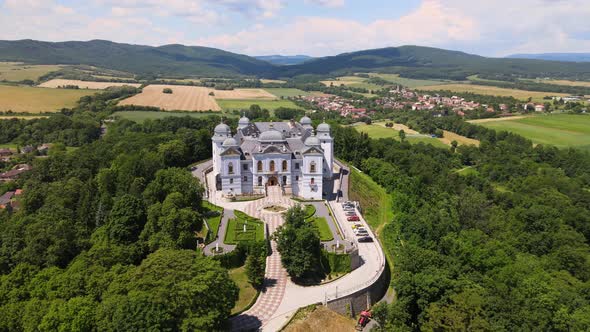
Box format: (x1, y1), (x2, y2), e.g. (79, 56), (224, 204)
(212, 116), (334, 200)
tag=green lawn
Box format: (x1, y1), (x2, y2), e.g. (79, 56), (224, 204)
(354, 124), (449, 149)
(203, 201), (223, 244)
(477, 114), (590, 151)
(224, 215), (265, 244)
(111, 110), (229, 123)
(229, 266), (258, 315)
(310, 217), (334, 242)
(264, 88), (314, 98)
(216, 99), (303, 111)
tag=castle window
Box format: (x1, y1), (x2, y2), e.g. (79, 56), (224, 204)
(310, 162), (316, 173)
(295, 162), (300, 170)
(258, 176), (262, 186)
(282, 160), (288, 171)
(295, 176), (299, 181)
(228, 163), (234, 174)
(230, 178), (234, 184)
(243, 176), (247, 182)
(311, 177), (315, 185)
(282, 176), (287, 185)
(270, 160), (276, 172)
(243, 164), (248, 171)
(257, 161), (263, 172)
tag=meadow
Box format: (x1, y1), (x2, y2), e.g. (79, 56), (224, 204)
(264, 88), (315, 98)
(524, 78), (590, 88)
(369, 73), (451, 88)
(111, 110), (230, 123)
(0, 85), (97, 113)
(321, 75), (382, 90)
(416, 83), (569, 102)
(0, 62), (61, 82)
(354, 123), (449, 149)
(216, 99), (303, 111)
(473, 114), (590, 151)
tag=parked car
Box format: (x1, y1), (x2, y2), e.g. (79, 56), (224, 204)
(345, 211), (357, 216)
(358, 236), (373, 243)
(343, 206), (355, 211)
(347, 216), (360, 221)
(354, 228), (367, 235)
(351, 223), (363, 229)
(356, 231), (369, 237)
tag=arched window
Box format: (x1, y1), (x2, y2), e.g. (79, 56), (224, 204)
(228, 163), (234, 174)
(270, 160), (276, 172)
(282, 176), (287, 185)
(258, 176), (263, 186)
(257, 160), (263, 172)
(310, 161), (316, 173)
(282, 160), (288, 171)
(311, 177), (315, 185)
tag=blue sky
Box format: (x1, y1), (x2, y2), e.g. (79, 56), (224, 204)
(1, 0), (589, 57)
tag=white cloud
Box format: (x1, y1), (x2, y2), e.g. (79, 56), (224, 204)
(304, 0), (345, 8)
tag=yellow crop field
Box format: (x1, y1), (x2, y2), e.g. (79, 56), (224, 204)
(39, 79), (141, 89)
(0, 62), (62, 82)
(416, 83), (569, 102)
(534, 79), (590, 88)
(212, 88), (277, 100)
(119, 85), (221, 111)
(260, 79), (286, 84)
(0, 85), (97, 113)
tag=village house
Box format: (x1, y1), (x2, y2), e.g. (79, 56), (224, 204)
(0, 189), (22, 210)
(0, 164), (32, 182)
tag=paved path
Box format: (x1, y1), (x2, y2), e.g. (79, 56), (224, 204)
(203, 209), (236, 256)
(335, 160), (350, 202)
(230, 186), (294, 331)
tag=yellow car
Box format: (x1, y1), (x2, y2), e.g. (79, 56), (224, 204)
(351, 224), (363, 229)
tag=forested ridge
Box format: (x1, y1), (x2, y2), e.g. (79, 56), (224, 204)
(0, 91), (245, 330)
(332, 123), (590, 330)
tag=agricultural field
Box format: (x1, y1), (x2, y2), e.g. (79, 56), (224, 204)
(216, 99), (303, 111)
(118, 85), (221, 111)
(0, 85), (97, 113)
(472, 114), (590, 151)
(369, 73), (451, 88)
(527, 79), (590, 88)
(354, 123), (449, 149)
(321, 75), (382, 90)
(0, 62), (62, 82)
(111, 111), (229, 123)
(260, 79), (286, 84)
(264, 88), (315, 98)
(416, 83), (568, 102)
(211, 88), (276, 100)
(39, 79), (141, 89)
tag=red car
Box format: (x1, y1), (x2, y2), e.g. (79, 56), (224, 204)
(347, 216), (360, 221)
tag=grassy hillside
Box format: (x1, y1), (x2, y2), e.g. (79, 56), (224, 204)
(0, 40), (274, 77)
(474, 114), (590, 151)
(275, 46), (590, 80)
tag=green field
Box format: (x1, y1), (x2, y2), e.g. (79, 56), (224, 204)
(416, 83), (568, 103)
(310, 217), (334, 242)
(264, 88), (315, 98)
(0, 85), (97, 113)
(0, 62), (62, 82)
(229, 266), (258, 315)
(216, 99), (303, 111)
(203, 201), (223, 244)
(369, 73), (451, 88)
(477, 114), (590, 151)
(354, 124), (449, 149)
(111, 110), (228, 123)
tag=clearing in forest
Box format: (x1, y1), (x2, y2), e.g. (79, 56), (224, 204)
(416, 83), (568, 102)
(118, 85), (221, 111)
(39, 79), (141, 89)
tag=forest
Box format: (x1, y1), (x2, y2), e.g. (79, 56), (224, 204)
(331, 120), (590, 330)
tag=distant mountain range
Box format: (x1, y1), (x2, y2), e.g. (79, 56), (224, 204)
(1, 39), (590, 80)
(255, 55), (314, 65)
(507, 53), (590, 63)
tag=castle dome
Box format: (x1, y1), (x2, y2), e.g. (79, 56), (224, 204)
(300, 116), (312, 126)
(214, 123), (230, 135)
(239, 116), (250, 126)
(317, 122), (331, 132)
(259, 130), (284, 142)
(305, 135), (321, 146)
(222, 137), (238, 147)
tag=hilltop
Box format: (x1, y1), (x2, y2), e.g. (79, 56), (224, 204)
(2, 40), (590, 81)
(0, 39), (274, 77)
(508, 53), (590, 62)
(255, 55), (314, 65)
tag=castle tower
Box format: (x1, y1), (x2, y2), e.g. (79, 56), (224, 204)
(212, 122), (230, 175)
(317, 121), (333, 177)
